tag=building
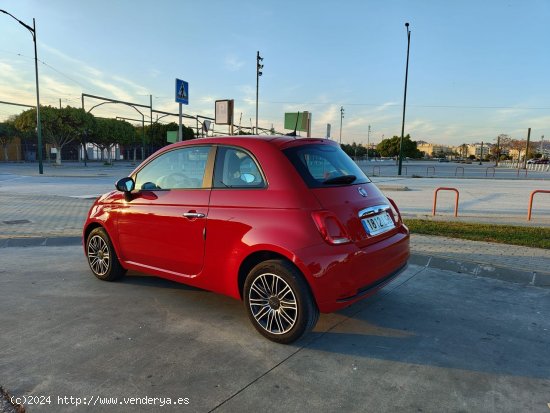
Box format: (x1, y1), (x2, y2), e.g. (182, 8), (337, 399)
(455, 143), (494, 159)
(416, 141), (454, 158)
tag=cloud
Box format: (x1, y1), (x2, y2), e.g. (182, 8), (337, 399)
(225, 55), (245, 72)
(112, 76), (149, 96)
(316, 105), (340, 125)
(0, 60), (37, 111)
(149, 68), (162, 78)
(40, 75), (81, 98)
(41, 44), (103, 78)
(87, 78), (133, 102)
(375, 102), (398, 112)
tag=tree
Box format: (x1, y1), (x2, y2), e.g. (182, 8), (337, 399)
(0, 121), (17, 161)
(145, 121), (193, 148)
(14, 106), (94, 165)
(376, 135), (422, 158)
(341, 142), (372, 159)
(499, 138), (537, 166)
(90, 118), (135, 164)
(459, 144), (468, 158)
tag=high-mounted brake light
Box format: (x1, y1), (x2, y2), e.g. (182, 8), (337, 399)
(311, 211), (351, 245)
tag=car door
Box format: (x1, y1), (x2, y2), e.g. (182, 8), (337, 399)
(116, 145), (212, 277)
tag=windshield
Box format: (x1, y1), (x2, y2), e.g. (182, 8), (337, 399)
(283, 143), (370, 188)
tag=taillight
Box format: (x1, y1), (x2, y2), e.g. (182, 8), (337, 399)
(387, 198), (402, 224)
(311, 211), (351, 245)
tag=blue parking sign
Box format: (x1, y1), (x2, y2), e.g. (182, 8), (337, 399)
(175, 79), (189, 105)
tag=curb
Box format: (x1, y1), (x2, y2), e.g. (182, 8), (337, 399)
(410, 253), (550, 288)
(0, 236), (81, 248)
(1, 236), (548, 289)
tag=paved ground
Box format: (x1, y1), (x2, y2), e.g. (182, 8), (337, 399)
(1, 246), (549, 413)
(373, 177), (550, 227)
(357, 159), (550, 180)
(1, 161), (550, 412)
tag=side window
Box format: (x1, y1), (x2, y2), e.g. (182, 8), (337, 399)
(134, 146), (210, 190)
(213, 147), (265, 188)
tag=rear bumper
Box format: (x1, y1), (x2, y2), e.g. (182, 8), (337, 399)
(335, 262), (408, 303)
(296, 227), (410, 313)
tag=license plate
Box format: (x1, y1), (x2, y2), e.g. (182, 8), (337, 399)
(362, 212), (395, 236)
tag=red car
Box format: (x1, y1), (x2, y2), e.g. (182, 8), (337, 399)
(83, 136), (409, 343)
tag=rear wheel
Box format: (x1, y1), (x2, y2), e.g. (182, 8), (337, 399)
(244, 259), (319, 344)
(86, 227), (126, 281)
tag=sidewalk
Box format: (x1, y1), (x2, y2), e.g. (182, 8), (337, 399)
(0, 192), (93, 239)
(410, 234), (550, 287)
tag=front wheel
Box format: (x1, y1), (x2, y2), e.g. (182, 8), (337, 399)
(244, 259), (319, 344)
(86, 227), (126, 281)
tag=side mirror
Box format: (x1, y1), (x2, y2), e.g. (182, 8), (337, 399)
(115, 177), (135, 201)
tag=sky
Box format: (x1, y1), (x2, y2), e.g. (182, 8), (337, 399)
(1, 0), (549, 146)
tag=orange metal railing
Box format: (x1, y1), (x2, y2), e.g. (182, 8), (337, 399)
(527, 190), (550, 221)
(432, 187), (459, 217)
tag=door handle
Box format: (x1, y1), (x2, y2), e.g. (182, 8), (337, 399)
(183, 212), (206, 219)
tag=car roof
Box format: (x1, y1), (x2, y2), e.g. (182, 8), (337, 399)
(162, 135), (336, 151)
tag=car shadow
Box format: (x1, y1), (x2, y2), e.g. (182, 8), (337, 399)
(112, 268), (550, 380)
(300, 273), (550, 380)
(121, 271), (205, 291)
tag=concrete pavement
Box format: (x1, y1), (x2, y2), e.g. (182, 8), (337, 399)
(1, 246), (550, 413)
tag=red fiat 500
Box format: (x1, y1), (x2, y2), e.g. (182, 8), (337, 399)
(83, 136), (409, 343)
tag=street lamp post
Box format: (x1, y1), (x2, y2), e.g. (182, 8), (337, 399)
(339, 106), (344, 144)
(367, 125), (371, 162)
(1, 9), (43, 174)
(398, 22), (411, 176)
(256, 51), (263, 135)
(479, 141), (483, 165)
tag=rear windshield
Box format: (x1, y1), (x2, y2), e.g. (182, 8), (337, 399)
(283, 144), (370, 188)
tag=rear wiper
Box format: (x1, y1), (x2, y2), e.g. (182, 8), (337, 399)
(323, 174), (357, 185)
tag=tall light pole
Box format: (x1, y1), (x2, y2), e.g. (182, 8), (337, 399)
(367, 124), (371, 162)
(398, 22), (411, 176)
(255, 51), (263, 134)
(479, 141), (483, 165)
(1, 9), (43, 174)
(339, 106), (344, 144)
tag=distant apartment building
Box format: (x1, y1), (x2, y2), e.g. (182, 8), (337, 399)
(416, 141), (454, 158)
(473, 143), (493, 158)
(455, 143), (493, 158)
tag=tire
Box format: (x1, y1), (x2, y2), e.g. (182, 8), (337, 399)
(243, 259), (319, 344)
(86, 227), (126, 281)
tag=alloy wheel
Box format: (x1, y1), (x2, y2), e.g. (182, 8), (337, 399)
(87, 235), (110, 276)
(248, 272), (298, 335)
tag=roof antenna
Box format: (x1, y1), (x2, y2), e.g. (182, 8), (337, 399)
(286, 112), (300, 137)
